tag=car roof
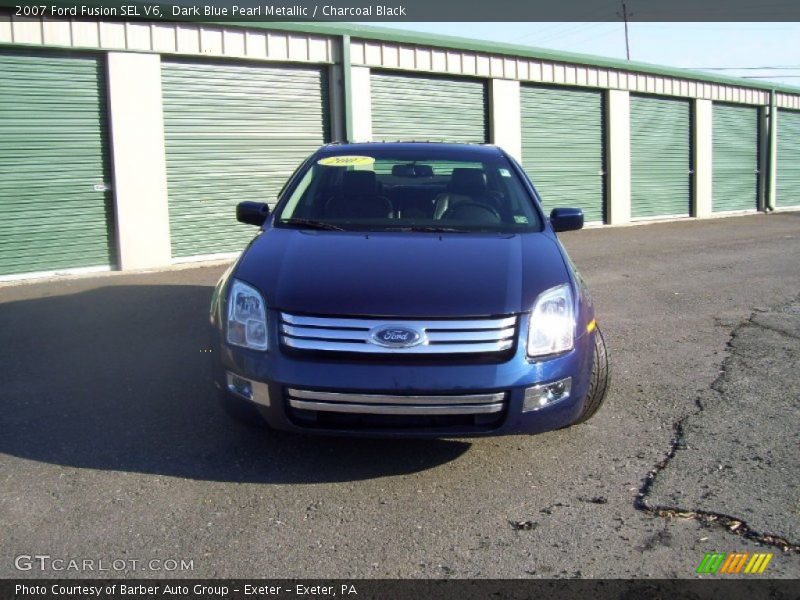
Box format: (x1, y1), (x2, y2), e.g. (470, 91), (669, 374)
(316, 142), (505, 160)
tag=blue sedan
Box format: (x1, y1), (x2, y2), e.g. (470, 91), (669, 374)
(210, 142), (610, 437)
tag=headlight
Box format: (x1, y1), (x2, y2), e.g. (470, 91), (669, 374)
(227, 279), (268, 351)
(527, 284), (575, 357)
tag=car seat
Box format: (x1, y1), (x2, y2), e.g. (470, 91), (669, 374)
(433, 168), (501, 219)
(323, 171), (393, 219)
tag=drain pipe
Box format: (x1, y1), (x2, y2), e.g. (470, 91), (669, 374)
(766, 89), (778, 212)
(341, 34), (353, 144)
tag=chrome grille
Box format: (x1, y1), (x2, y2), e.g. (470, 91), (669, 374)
(279, 313), (517, 354)
(287, 388), (507, 415)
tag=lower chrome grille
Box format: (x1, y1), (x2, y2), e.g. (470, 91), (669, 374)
(286, 388), (506, 415)
(280, 313), (517, 355)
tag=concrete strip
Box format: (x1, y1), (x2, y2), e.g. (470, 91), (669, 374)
(350, 65), (373, 142)
(694, 99), (713, 217)
(489, 79), (522, 161)
(107, 52), (172, 270)
(606, 89), (631, 225)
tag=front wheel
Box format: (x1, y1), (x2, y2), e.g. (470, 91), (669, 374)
(572, 326), (611, 424)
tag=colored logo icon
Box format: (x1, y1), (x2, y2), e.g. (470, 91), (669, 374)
(696, 552), (773, 574)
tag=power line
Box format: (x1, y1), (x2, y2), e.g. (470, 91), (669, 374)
(510, 5), (620, 44)
(696, 66), (800, 71)
(513, 23), (595, 44)
(565, 23), (622, 48)
(534, 22), (612, 45)
(516, 22), (607, 46)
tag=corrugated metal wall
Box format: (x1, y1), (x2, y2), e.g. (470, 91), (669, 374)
(0, 52), (114, 276)
(370, 72), (488, 143)
(777, 109), (800, 207)
(2, 25), (799, 280)
(712, 104), (759, 212)
(161, 60), (329, 258)
(630, 95), (692, 219)
(520, 85), (605, 222)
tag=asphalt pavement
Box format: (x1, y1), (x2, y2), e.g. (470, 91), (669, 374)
(1, 212), (799, 578)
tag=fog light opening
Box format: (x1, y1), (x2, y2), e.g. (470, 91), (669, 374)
(226, 372), (253, 400)
(523, 377), (572, 412)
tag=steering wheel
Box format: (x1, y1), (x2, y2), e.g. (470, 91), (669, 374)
(441, 202), (502, 223)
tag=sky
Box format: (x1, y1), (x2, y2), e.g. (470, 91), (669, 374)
(355, 22), (800, 87)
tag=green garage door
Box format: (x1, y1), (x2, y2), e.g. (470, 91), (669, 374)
(162, 61), (329, 258)
(521, 85), (605, 222)
(713, 104), (759, 212)
(0, 53), (114, 277)
(630, 96), (692, 219)
(371, 72), (487, 143)
(777, 109), (800, 208)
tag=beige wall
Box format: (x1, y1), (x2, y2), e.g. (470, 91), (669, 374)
(606, 90), (631, 225)
(489, 79), (522, 161)
(107, 52), (172, 270)
(0, 15), (333, 63)
(350, 66), (373, 142)
(350, 38), (776, 107)
(694, 99), (713, 218)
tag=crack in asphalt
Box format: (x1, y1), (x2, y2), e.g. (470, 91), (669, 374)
(750, 320), (800, 342)
(634, 308), (800, 554)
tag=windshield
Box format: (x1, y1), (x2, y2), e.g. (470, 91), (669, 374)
(275, 151), (542, 233)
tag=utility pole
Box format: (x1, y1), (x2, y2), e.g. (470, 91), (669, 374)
(619, 0), (631, 60)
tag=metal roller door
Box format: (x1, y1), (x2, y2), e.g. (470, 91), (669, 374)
(777, 109), (800, 208)
(162, 61), (329, 258)
(521, 85), (605, 222)
(630, 96), (692, 219)
(713, 104), (759, 212)
(371, 72), (488, 143)
(0, 52), (114, 277)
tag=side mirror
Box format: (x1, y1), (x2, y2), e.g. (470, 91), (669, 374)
(236, 201), (270, 226)
(550, 207), (584, 232)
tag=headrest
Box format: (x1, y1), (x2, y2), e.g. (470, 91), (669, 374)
(342, 170), (378, 196)
(449, 168), (488, 195)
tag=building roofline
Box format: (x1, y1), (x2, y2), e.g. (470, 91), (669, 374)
(214, 20), (800, 95)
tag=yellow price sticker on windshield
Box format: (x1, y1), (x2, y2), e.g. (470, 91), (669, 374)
(317, 155), (375, 167)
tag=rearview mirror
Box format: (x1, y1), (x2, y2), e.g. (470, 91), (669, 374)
(391, 163), (434, 178)
(550, 208), (584, 232)
(236, 202), (270, 226)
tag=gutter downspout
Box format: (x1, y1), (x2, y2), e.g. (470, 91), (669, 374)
(341, 34), (353, 143)
(766, 89), (778, 212)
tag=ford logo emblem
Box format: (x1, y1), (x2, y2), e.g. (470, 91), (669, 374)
(369, 325), (424, 348)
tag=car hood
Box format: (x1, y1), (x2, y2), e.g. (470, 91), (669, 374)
(234, 228), (570, 318)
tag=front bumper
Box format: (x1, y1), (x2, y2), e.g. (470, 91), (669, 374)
(212, 316), (595, 438)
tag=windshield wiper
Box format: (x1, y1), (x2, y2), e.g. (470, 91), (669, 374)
(281, 218), (345, 231)
(404, 226), (475, 233)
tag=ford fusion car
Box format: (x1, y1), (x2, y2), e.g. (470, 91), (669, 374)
(209, 142), (609, 437)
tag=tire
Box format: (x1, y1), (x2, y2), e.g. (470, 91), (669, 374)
(218, 388), (268, 428)
(573, 325), (611, 424)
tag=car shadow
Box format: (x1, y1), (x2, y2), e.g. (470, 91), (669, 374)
(0, 284), (470, 483)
